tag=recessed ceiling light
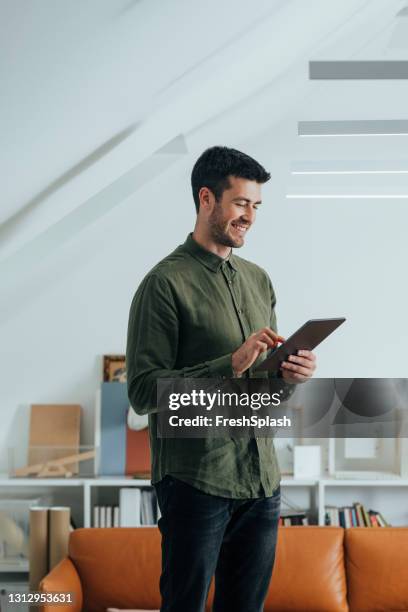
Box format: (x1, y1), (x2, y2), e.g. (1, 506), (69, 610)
(286, 194), (408, 199)
(298, 120), (408, 136)
(309, 60), (408, 79)
(291, 160), (408, 175)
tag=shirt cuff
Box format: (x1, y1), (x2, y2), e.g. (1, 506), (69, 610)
(207, 353), (234, 378)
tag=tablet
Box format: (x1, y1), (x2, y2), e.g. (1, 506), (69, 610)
(254, 317), (346, 372)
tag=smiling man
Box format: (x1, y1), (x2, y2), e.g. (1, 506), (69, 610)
(126, 146), (316, 612)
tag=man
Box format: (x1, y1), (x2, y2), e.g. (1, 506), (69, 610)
(126, 146), (316, 611)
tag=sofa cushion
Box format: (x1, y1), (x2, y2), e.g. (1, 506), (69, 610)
(265, 526), (348, 611)
(345, 527), (408, 611)
(70, 528), (162, 612)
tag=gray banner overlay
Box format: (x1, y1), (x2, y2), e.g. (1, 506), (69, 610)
(156, 378), (408, 438)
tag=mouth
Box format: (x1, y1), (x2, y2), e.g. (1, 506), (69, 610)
(231, 222), (249, 235)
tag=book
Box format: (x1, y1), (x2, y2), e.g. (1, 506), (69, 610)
(280, 511), (309, 526)
(361, 504), (371, 527)
(93, 505), (99, 528)
(106, 506), (112, 528)
(368, 510), (380, 527)
(377, 513), (387, 527)
(325, 503), (389, 527)
(113, 506), (119, 528)
(354, 503), (365, 527)
(119, 488), (141, 527)
(141, 490), (157, 525)
(100, 506), (106, 528)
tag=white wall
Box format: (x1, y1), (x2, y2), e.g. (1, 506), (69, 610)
(2, 0), (408, 478)
(1, 123), (408, 472)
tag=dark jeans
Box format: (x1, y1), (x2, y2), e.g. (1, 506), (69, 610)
(154, 476), (281, 612)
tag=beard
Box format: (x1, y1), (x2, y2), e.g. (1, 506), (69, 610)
(208, 204), (245, 248)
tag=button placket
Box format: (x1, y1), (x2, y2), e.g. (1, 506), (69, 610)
(222, 266), (246, 339)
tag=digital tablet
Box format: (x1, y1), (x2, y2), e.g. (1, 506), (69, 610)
(254, 317), (346, 372)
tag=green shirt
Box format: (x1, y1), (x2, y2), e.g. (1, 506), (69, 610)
(126, 233), (283, 498)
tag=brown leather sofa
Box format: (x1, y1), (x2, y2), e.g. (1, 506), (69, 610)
(40, 526), (408, 611)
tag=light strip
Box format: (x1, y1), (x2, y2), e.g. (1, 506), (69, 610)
(299, 133), (408, 137)
(298, 120), (408, 137)
(309, 60), (408, 80)
(292, 170), (408, 175)
(291, 160), (408, 174)
(286, 194), (408, 199)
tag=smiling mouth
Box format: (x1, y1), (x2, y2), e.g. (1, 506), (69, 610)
(231, 222), (249, 234)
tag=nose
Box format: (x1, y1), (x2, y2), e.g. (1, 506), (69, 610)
(242, 205), (256, 224)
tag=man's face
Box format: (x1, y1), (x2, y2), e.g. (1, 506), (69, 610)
(207, 176), (262, 248)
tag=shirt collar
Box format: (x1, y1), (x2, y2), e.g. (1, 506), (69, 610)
(183, 233), (238, 272)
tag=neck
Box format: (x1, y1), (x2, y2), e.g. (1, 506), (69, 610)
(192, 225), (231, 259)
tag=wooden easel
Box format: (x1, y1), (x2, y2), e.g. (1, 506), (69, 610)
(13, 450), (96, 478)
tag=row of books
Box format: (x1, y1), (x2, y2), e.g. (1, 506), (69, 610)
(93, 505), (120, 527)
(325, 503), (390, 527)
(93, 488), (158, 527)
(279, 511), (309, 526)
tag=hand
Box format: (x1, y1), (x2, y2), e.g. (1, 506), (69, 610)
(232, 327), (285, 377)
(280, 350), (316, 384)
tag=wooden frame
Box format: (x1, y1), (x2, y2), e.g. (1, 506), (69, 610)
(103, 355), (126, 382)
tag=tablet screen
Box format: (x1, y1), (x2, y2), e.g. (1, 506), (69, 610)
(254, 318), (346, 372)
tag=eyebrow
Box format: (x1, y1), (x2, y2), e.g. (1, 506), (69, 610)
(232, 197), (262, 205)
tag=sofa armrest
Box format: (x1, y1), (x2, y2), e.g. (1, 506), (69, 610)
(39, 557), (83, 612)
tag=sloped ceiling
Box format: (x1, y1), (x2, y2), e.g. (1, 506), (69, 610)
(1, 0), (408, 266)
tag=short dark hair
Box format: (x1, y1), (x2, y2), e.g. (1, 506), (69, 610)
(191, 146), (271, 213)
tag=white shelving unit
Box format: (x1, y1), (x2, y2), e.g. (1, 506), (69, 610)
(1, 474), (408, 574)
(83, 476), (151, 528)
(318, 477), (408, 526)
(1, 475), (406, 527)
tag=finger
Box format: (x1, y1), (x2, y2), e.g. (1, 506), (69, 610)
(255, 340), (269, 353)
(297, 350), (316, 361)
(257, 332), (280, 349)
(282, 370), (309, 383)
(281, 361), (313, 377)
(288, 355), (317, 370)
(258, 327), (285, 345)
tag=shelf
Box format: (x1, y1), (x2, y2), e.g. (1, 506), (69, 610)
(1, 475), (406, 487)
(0, 474), (407, 556)
(0, 477), (84, 487)
(321, 478), (408, 486)
(0, 560), (29, 572)
(88, 477), (152, 486)
(0, 477), (150, 487)
(281, 477), (318, 486)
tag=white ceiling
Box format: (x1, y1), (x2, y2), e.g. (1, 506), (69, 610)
(1, 0), (408, 261)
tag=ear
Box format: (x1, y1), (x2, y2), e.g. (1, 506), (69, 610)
(198, 186), (214, 214)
